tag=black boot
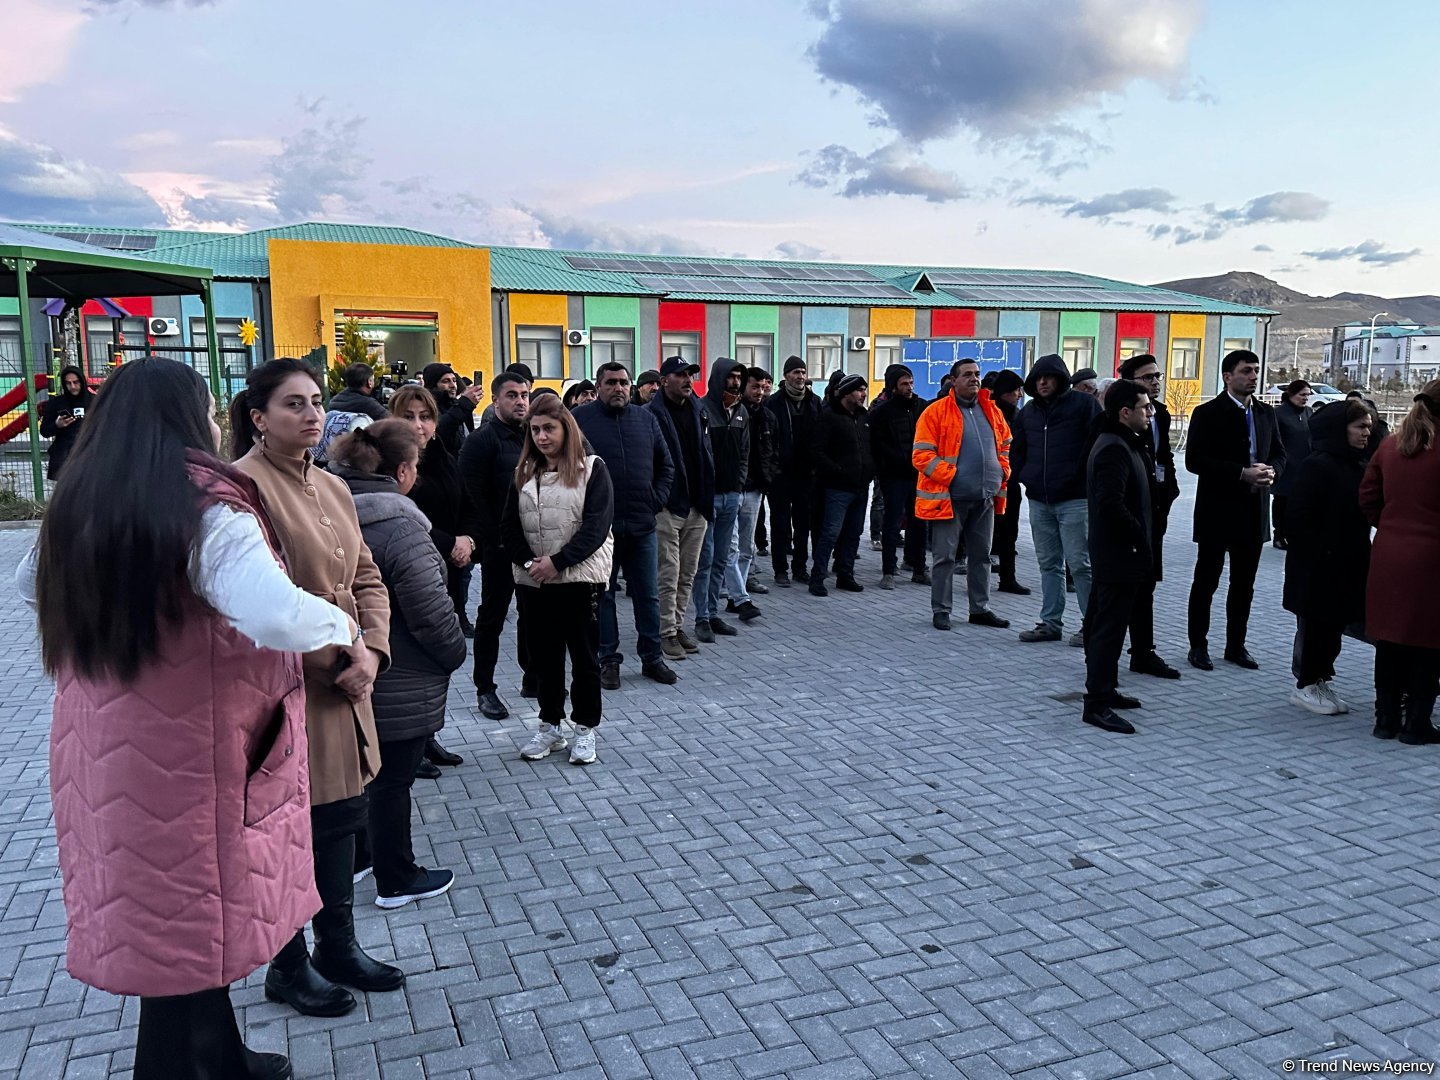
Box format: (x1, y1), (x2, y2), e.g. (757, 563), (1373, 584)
(264, 931), (356, 1017)
(310, 834), (406, 992)
(424, 737), (463, 766)
(1399, 690), (1440, 746)
(1373, 687), (1402, 740)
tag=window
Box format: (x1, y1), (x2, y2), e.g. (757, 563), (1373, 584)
(85, 316), (146, 366)
(516, 324), (564, 379)
(807, 333), (843, 378)
(1118, 337), (1150, 362)
(190, 317), (246, 353)
(0, 316), (20, 373)
(1170, 338), (1201, 380)
(1061, 336), (1094, 370)
(733, 332), (774, 374)
(660, 330), (700, 365)
(589, 327), (635, 371)
(1222, 337), (1252, 355)
(873, 335), (902, 380)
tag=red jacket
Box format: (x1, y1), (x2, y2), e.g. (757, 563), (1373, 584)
(1361, 436), (1440, 649)
(49, 463), (320, 995)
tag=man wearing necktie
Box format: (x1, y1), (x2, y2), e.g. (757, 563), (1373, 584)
(1183, 350), (1287, 671)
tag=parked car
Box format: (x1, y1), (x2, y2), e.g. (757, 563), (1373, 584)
(1264, 382), (1348, 408)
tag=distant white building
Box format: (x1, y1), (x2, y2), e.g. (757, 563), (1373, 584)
(1325, 321), (1440, 388)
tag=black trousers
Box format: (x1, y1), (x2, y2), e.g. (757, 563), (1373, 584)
(1294, 617), (1345, 689)
(879, 475), (927, 575)
(1187, 538), (1263, 651)
(770, 474), (813, 576)
(1375, 641), (1440, 710)
(272, 795), (367, 970)
(474, 548), (528, 693)
(754, 495), (768, 551)
(994, 485), (1021, 581)
(517, 583), (602, 727)
(1272, 496), (1289, 544)
(1085, 580), (1143, 710)
(134, 985), (257, 1080)
(367, 736), (428, 895)
(446, 562), (473, 622)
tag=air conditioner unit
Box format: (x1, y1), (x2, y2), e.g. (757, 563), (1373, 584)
(565, 329), (589, 347)
(149, 317), (181, 337)
(850, 335), (870, 351)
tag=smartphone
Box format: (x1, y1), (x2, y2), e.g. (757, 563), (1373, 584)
(471, 370), (484, 387)
(72, 407), (85, 418)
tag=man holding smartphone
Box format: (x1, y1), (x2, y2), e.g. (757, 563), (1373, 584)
(40, 366), (95, 480)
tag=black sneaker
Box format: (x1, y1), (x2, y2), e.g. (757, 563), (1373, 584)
(808, 579), (828, 597)
(709, 617), (738, 636)
(693, 621), (716, 643)
(600, 661), (621, 690)
(932, 612), (951, 631)
(733, 601), (763, 623)
(793, 568), (811, 584)
(1018, 623), (1061, 643)
(374, 868), (455, 910)
(773, 571), (792, 588)
(836, 577), (865, 593)
(641, 660), (678, 685)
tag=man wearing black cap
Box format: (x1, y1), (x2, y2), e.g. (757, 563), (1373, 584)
(808, 373), (873, 595)
(693, 357), (750, 640)
(988, 368), (1031, 595)
(633, 369), (661, 405)
(1071, 368), (1101, 399)
(1116, 353), (1181, 679)
(764, 356), (822, 587)
(868, 363), (929, 588)
(648, 356), (715, 659)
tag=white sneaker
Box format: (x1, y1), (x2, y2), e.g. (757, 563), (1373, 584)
(1291, 683), (1340, 716)
(570, 727), (597, 766)
(1316, 680), (1350, 714)
(520, 723), (567, 760)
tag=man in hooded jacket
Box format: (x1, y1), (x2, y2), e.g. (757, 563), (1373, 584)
(692, 358), (750, 641)
(764, 356), (821, 586)
(868, 363), (929, 588)
(808, 373), (873, 595)
(1010, 353), (1101, 645)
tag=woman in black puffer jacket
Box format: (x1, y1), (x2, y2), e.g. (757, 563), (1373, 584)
(329, 421), (467, 911)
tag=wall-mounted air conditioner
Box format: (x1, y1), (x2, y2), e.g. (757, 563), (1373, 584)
(566, 329), (589, 347)
(149, 317), (181, 336)
(849, 335), (870, 351)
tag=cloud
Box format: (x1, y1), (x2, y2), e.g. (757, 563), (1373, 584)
(0, 124), (167, 224)
(1210, 190), (1329, 225)
(798, 142), (968, 202)
(1301, 239), (1422, 266)
(268, 113), (371, 221)
(808, 0), (1204, 144)
(516, 206), (717, 255)
(1027, 186), (1176, 219)
(1253, 243), (1274, 252)
(84, 0), (218, 9)
(773, 240), (829, 261)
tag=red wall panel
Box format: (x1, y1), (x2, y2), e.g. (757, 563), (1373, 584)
(1114, 313), (1155, 374)
(657, 300), (707, 376)
(931, 309), (976, 337)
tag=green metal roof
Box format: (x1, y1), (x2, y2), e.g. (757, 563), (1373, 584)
(488, 248), (657, 296)
(0, 223), (213, 299)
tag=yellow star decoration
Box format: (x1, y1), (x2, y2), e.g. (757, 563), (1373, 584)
(238, 318), (258, 347)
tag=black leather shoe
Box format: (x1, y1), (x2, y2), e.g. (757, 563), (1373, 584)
(773, 571), (792, 588)
(1130, 652), (1181, 680)
(600, 661), (621, 690)
(997, 579), (1032, 595)
(932, 612), (951, 631)
(478, 691), (509, 719)
(311, 945), (406, 993)
(793, 568), (811, 584)
(641, 660), (678, 685)
(968, 610), (1010, 629)
(709, 617), (738, 636)
(836, 577), (865, 592)
(424, 738), (463, 766)
(1083, 708), (1136, 734)
(693, 620), (716, 643)
(1223, 647), (1260, 670)
(1107, 692), (1143, 710)
(264, 958), (356, 1017)
(809, 579), (828, 596)
(1188, 648), (1214, 671)
(733, 601), (763, 622)
(414, 759), (441, 780)
(246, 1050), (293, 1080)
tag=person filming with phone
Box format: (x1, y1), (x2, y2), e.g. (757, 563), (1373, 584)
(40, 365), (95, 481)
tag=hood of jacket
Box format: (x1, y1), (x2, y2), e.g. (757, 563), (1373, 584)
(1023, 353), (1072, 401)
(883, 363), (912, 392)
(706, 357), (743, 406)
(1309, 399), (1364, 460)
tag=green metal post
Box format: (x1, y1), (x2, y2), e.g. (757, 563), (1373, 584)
(201, 279), (223, 404)
(12, 259), (46, 502)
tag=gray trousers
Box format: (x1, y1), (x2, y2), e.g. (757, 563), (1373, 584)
(931, 499), (995, 616)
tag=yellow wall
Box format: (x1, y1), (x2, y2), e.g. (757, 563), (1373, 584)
(507, 293), (570, 392)
(1166, 313), (1207, 418)
(268, 239), (492, 375)
(869, 308), (915, 394)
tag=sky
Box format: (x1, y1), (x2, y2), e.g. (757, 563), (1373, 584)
(1, 0), (1434, 296)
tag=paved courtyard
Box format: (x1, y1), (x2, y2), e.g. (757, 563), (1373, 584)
(2, 493), (1438, 1080)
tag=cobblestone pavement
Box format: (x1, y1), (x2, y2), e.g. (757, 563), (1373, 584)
(3, 492), (1439, 1080)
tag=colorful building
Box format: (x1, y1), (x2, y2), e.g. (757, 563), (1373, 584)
(7, 223), (1275, 408)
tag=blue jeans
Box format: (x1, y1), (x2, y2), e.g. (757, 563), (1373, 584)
(694, 490), (742, 621)
(811, 488), (866, 583)
(727, 490), (763, 602)
(1028, 497), (1091, 631)
(598, 530), (661, 666)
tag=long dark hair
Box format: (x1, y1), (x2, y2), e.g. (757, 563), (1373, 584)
(36, 358), (219, 683)
(330, 419), (420, 478)
(228, 357), (323, 460)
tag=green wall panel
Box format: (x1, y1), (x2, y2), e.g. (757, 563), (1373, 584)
(729, 304), (779, 362)
(1058, 312), (1100, 339)
(583, 296), (640, 328)
(0, 299), (18, 315)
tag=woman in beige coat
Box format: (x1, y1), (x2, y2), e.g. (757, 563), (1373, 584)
(230, 358), (406, 1018)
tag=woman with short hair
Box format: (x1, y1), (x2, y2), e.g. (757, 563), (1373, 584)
(501, 394), (614, 765)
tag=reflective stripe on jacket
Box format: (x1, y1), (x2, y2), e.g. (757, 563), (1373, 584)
(911, 389), (1012, 520)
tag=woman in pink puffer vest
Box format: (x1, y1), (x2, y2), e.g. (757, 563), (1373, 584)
(20, 358), (367, 1080)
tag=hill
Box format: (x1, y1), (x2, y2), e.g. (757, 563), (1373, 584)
(1153, 271), (1440, 332)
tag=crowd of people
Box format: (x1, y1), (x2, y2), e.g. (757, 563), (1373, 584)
(15, 345), (1440, 1076)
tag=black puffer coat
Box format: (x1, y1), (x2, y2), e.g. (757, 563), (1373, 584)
(339, 470), (467, 742)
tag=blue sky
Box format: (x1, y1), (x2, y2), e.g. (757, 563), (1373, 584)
(1, 0), (1433, 295)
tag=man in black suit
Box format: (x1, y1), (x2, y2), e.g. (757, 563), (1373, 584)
(1082, 378), (1156, 734)
(1184, 349), (1287, 671)
(1117, 353), (1181, 679)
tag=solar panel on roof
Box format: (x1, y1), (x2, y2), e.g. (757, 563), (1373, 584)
(564, 256), (602, 270)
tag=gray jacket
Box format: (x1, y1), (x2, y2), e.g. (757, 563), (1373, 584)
(342, 472), (466, 742)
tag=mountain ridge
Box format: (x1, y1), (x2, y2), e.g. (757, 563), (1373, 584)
(1153, 271), (1440, 331)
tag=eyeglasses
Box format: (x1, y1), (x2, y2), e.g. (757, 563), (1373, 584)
(1135, 371), (1163, 381)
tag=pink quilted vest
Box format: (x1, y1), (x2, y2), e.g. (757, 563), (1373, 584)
(48, 458), (321, 996)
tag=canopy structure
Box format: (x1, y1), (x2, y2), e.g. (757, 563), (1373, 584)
(0, 224), (220, 500)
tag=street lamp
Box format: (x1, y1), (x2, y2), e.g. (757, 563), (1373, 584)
(1364, 311), (1389, 390)
(1292, 334), (1306, 373)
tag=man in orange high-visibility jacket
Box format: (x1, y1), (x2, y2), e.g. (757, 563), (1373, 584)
(912, 358), (1013, 632)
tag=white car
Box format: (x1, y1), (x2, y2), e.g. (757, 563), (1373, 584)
(1264, 382), (1348, 407)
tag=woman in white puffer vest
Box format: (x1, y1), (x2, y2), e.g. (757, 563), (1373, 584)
(501, 393), (615, 764)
